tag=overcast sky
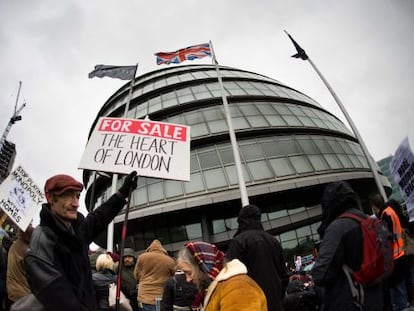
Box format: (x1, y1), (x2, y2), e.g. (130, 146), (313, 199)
(1, 0), (413, 216)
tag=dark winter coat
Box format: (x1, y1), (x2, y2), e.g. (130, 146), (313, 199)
(119, 248), (137, 298)
(92, 269), (117, 311)
(312, 181), (383, 311)
(226, 204), (289, 311)
(161, 272), (198, 311)
(25, 193), (126, 311)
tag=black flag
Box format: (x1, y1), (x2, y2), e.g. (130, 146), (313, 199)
(284, 30), (308, 60)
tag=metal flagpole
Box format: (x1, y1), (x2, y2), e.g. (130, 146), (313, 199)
(107, 63), (139, 251)
(285, 31), (387, 201)
(209, 41), (249, 207)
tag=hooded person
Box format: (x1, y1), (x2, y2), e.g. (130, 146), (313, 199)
(134, 239), (176, 311)
(370, 195), (409, 311)
(177, 241), (267, 311)
(312, 181), (383, 311)
(226, 204), (289, 311)
(120, 248), (139, 311)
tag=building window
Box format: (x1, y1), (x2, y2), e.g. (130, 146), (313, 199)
(224, 165), (251, 185)
(308, 155), (330, 171)
(165, 180), (184, 198)
(204, 168), (228, 189)
(270, 158), (295, 177)
(290, 155), (314, 174)
(247, 160), (273, 180)
(184, 173), (204, 194)
(212, 219), (226, 234)
(186, 223), (202, 239)
(198, 150), (221, 169)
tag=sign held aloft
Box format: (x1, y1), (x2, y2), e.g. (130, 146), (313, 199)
(0, 165), (43, 231)
(390, 137), (414, 221)
(79, 117), (191, 181)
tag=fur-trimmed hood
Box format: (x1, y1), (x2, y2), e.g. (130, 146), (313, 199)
(204, 259), (247, 305)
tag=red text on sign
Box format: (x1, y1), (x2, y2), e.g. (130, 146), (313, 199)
(98, 118), (187, 142)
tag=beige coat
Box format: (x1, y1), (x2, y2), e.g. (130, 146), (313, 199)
(203, 259), (267, 311)
(134, 239), (175, 305)
(7, 237), (31, 301)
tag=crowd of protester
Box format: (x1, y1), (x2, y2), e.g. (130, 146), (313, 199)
(0, 173), (413, 310)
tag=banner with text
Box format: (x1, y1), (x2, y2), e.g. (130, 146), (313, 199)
(0, 165), (44, 231)
(390, 137), (414, 221)
(79, 117), (191, 181)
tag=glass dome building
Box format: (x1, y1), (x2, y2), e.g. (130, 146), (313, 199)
(83, 64), (390, 262)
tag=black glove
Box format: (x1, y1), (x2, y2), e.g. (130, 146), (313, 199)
(118, 171), (138, 198)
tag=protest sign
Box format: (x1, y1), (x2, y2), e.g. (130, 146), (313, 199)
(0, 165), (44, 231)
(390, 137), (414, 221)
(79, 117), (191, 181)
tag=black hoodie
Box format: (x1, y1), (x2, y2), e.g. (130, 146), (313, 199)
(312, 181), (383, 311)
(226, 205), (289, 311)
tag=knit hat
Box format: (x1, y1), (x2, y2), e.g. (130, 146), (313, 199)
(44, 174), (83, 196)
(107, 251), (120, 263)
(185, 241), (224, 281)
(123, 248), (136, 259)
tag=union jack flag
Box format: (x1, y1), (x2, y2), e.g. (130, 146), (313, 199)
(155, 43), (212, 65)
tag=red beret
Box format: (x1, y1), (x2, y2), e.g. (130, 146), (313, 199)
(44, 174), (83, 196)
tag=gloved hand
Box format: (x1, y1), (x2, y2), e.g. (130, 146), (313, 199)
(118, 171), (138, 198)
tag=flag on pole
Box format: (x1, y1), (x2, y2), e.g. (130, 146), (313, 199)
(284, 30), (308, 60)
(88, 65), (137, 80)
(155, 43), (211, 65)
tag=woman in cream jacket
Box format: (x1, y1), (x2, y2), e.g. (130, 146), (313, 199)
(176, 241), (267, 311)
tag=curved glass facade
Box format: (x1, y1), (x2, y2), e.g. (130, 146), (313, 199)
(84, 64), (390, 263)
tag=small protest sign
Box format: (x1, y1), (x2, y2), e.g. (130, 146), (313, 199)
(78, 117), (191, 181)
(0, 165), (44, 231)
(390, 137), (414, 221)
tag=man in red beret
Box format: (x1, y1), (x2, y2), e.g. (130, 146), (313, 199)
(25, 171), (137, 311)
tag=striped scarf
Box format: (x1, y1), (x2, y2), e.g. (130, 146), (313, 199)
(185, 242), (224, 280)
(185, 242), (224, 308)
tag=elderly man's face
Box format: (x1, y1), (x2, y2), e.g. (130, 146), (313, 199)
(48, 190), (80, 226)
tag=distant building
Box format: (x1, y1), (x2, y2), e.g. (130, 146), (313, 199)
(83, 64), (391, 264)
(0, 139), (18, 235)
(0, 140), (16, 183)
(377, 155), (404, 203)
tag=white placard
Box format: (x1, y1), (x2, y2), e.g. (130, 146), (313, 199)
(0, 165), (44, 231)
(79, 117), (191, 181)
(390, 137), (414, 221)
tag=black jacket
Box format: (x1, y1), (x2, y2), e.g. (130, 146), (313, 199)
(226, 205), (289, 311)
(25, 193), (126, 311)
(312, 181), (383, 311)
(92, 269), (117, 311)
(161, 273), (198, 311)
